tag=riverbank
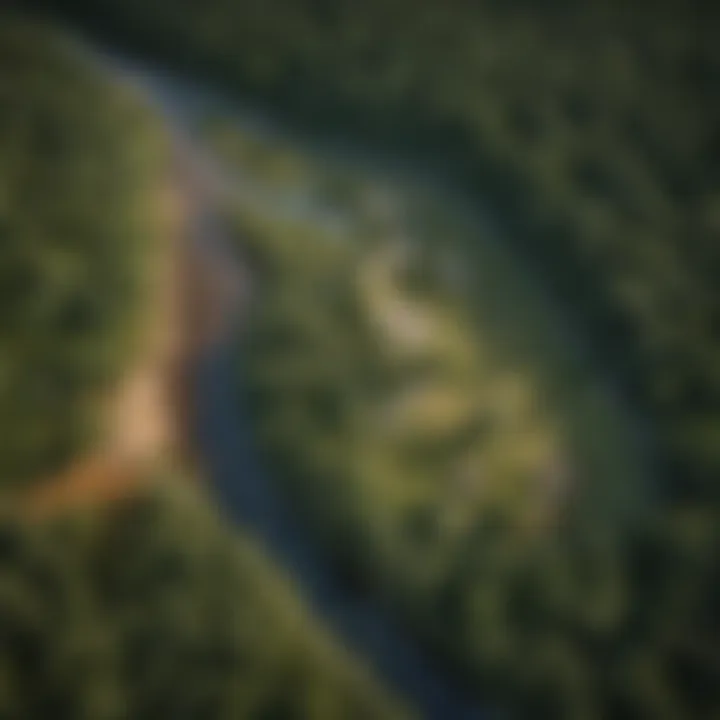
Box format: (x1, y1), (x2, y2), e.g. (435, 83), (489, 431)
(0, 19), (411, 717)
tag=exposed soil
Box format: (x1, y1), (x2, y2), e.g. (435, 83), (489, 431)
(22, 137), (243, 520)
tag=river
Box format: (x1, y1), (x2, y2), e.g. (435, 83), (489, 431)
(102, 53), (489, 720)
(89, 42), (654, 720)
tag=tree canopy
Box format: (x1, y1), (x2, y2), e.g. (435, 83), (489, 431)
(0, 15), (168, 486)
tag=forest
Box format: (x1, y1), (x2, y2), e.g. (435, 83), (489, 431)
(0, 13), (408, 720)
(4, 1), (720, 718)
(0, 470), (406, 719)
(208, 116), (712, 717)
(0, 17), (168, 486)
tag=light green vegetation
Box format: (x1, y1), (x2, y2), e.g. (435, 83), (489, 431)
(0, 15), (169, 486)
(212, 117), (649, 539)
(0, 470), (408, 720)
(199, 118), (673, 717)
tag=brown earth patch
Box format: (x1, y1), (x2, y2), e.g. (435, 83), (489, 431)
(16, 139), (215, 519)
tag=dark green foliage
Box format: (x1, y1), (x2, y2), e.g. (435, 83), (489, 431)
(0, 476), (407, 719)
(13, 1), (720, 716)
(0, 15), (167, 486)
(0, 513), (123, 719)
(30, 0), (720, 480)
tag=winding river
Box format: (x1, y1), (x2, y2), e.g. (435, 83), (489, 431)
(105, 55), (489, 719)
(89, 45), (653, 720)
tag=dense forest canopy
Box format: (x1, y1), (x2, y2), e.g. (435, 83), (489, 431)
(0, 472), (407, 719)
(5, 1), (720, 717)
(0, 17), (168, 486)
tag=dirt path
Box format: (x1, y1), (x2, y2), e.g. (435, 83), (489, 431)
(22, 137), (238, 520)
